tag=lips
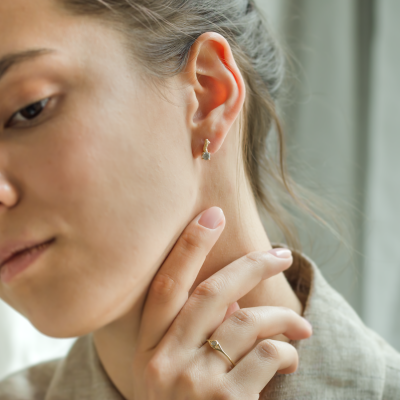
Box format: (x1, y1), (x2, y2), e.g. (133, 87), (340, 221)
(0, 238), (55, 269)
(0, 238), (55, 283)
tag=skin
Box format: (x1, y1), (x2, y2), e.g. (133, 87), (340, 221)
(0, 0), (308, 398)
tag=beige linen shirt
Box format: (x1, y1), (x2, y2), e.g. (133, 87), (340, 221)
(1, 248), (400, 399)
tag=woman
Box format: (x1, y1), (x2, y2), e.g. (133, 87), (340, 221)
(0, 0), (399, 399)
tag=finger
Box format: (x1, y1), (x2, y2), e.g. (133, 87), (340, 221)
(202, 306), (312, 371)
(138, 207), (225, 350)
(222, 302), (240, 323)
(224, 339), (299, 395)
(169, 249), (293, 347)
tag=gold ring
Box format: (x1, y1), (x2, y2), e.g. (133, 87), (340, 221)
(207, 339), (236, 367)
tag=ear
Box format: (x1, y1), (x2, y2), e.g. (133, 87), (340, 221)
(183, 32), (246, 159)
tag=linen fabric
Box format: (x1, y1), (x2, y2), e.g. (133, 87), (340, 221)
(1, 247), (399, 399)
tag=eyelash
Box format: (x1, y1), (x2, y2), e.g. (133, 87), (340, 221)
(6, 97), (51, 128)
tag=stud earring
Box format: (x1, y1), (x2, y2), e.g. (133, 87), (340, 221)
(202, 139), (211, 161)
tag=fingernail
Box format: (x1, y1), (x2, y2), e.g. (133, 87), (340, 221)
(267, 248), (292, 258)
(198, 207), (224, 229)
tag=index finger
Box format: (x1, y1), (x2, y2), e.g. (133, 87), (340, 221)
(167, 249), (293, 348)
(137, 207), (225, 351)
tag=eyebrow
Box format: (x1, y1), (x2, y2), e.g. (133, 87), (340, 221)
(0, 48), (55, 81)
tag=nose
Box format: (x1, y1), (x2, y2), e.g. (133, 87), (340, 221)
(0, 175), (18, 208)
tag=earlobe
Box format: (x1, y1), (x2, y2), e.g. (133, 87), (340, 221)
(184, 32), (246, 160)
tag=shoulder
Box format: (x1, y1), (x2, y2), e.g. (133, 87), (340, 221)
(0, 336), (123, 400)
(306, 254), (400, 391)
(0, 359), (61, 400)
(364, 325), (400, 398)
(267, 247), (400, 399)
(301, 251), (400, 398)
(305, 252), (400, 400)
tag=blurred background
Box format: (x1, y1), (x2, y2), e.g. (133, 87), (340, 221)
(1, 0), (399, 380)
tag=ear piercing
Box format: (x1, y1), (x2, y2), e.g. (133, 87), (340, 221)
(202, 139), (211, 161)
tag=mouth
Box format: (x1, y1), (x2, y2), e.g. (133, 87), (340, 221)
(0, 238), (55, 284)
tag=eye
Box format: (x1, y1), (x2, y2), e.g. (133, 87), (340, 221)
(6, 98), (50, 127)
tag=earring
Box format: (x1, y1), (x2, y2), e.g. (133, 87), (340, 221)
(202, 139), (211, 161)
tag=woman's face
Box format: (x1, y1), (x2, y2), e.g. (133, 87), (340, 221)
(0, 0), (199, 337)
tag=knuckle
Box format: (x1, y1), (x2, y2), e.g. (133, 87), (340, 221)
(179, 228), (203, 257)
(192, 276), (224, 300)
(212, 387), (237, 400)
(231, 308), (258, 328)
(144, 355), (171, 388)
(213, 392), (236, 400)
(213, 381), (242, 400)
(256, 339), (280, 361)
(244, 250), (268, 265)
(150, 273), (178, 302)
(176, 369), (197, 393)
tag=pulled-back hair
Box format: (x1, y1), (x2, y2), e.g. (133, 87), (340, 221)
(58, 0), (331, 252)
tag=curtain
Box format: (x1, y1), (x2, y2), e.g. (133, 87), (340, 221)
(0, 0), (399, 381)
(259, 0), (400, 351)
(362, 0), (400, 351)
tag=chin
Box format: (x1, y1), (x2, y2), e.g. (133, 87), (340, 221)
(7, 256), (142, 339)
(22, 303), (111, 339)
(29, 316), (100, 339)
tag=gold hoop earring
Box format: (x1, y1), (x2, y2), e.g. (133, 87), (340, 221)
(202, 139), (211, 161)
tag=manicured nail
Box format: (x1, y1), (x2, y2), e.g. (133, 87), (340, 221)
(267, 248), (292, 258)
(198, 207), (224, 229)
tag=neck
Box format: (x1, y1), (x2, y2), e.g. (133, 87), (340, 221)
(93, 195), (303, 400)
(93, 132), (303, 399)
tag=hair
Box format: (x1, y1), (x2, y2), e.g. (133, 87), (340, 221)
(57, 0), (338, 255)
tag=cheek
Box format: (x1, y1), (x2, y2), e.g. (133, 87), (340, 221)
(4, 94), (197, 337)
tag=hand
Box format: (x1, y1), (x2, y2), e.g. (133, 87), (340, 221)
(132, 207), (312, 399)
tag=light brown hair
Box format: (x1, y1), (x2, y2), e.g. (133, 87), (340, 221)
(58, 0), (336, 253)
